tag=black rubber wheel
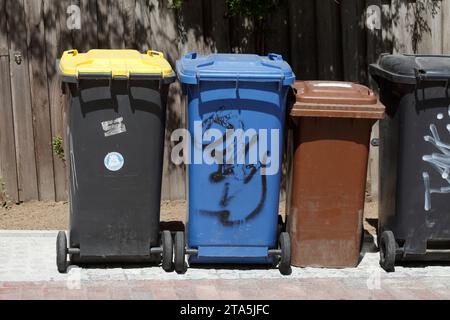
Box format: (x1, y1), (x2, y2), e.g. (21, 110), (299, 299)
(174, 231), (186, 274)
(56, 231), (68, 273)
(278, 232), (292, 275)
(379, 230), (396, 272)
(161, 230), (173, 272)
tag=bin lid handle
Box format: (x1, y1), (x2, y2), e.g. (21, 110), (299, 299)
(195, 71), (285, 82)
(147, 50), (164, 59)
(414, 68), (450, 82)
(195, 71), (285, 92)
(184, 52), (198, 60)
(268, 53), (283, 61)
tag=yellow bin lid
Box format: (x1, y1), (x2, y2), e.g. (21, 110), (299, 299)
(59, 49), (175, 82)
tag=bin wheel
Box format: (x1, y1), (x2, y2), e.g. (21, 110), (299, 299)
(56, 231), (68, 273)
(161, 231), (173, 272)
(174, 231), (186, 274)
(379, 230), (396, 272)
(278, 232), (292, 275)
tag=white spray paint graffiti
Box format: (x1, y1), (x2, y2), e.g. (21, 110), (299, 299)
(422, 105), (450, 211)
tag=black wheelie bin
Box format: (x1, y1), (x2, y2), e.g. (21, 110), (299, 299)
(370, 54), (450, 272)
(56, 49), (175, 273)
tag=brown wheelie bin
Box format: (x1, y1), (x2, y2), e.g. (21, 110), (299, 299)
(287, 81), (385, 267)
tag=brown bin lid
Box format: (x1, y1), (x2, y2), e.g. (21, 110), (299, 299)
(291, 81), (385, 119)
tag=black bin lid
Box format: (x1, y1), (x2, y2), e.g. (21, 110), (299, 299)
(369, 54), (450, 84)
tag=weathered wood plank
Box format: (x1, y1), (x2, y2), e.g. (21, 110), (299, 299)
(171, 0), (209, 199)
(315, 0), (343, 80)
(0, 0), (19, 203)
(69, 0), (82, 50)
(163, 83), (187, 201)
(6, 0), (39, 201)
(60, 0), (72, 202)
(202, 0), (230, 52)
(443, 0), (450, 53)
(416, 0), (443, 54)
(390, 0), (415, 53)
(366, 0), (384, 68)
(288, 0), (317, 80)
(341, 0), (367, 83)
(179, 0), (207, 53)
(148, 0), (185, 200)
(229, 15), (256, 53)
(59, 0), (74, 51)
(381, 0), (394, 54)
(96, 0), (109, 48)
(44, 0), (68, 201)
(108, 0), (125, 48)
(134, 0), (152, 52)
(72, 0), (99, 51)
(265, 2), (290, 60)
(122, 0), (136, 48)
(60, 0), (74, 201)
(25, 0), (56, 201)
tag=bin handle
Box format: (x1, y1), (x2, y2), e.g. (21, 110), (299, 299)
(184, 52), (198, 60)
(414, 68), (450, 94)
(147, 50), (164, 58)
(67, 49), (78, 56)
(195, 71), (285, 89)
(195, 73), (242, 97)
(414, 68), (450, 82)
(268, 53), (283, 61)
(196, 72), (285, 93)
(61, 49), (78, 59)
(195, 71), (284, 81)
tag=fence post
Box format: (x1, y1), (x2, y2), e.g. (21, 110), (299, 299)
(0, 0), (19, 203)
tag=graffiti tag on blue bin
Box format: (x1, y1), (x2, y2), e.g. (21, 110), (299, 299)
(171, 107), (280, 226)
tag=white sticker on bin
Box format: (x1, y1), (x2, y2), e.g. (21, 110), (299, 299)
(101, 117), (127, 137)
(314, 83), (353, 88)
(104, 152), (124, 171)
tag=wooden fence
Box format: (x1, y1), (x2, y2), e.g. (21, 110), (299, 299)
(0, 0), (449, 203)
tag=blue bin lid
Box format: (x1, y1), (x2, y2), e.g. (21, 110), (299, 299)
(176, 52), (295, 86)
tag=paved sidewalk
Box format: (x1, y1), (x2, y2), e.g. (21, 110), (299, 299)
(1, 230), (450, 299)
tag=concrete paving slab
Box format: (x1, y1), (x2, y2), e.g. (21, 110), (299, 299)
(0, 230), (449, 299)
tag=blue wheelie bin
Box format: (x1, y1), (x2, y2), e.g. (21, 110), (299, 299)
(175, 52), (295, 274)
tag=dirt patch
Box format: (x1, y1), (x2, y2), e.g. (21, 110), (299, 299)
(0, 198), (377, 235)
(0, 201), (69, 230)
(0, 199), (288, 230)
(0, 200), (188, 230)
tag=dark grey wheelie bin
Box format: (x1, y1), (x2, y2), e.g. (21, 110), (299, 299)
(56, 49), (175, 273)
(370, 54), (450, 272)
